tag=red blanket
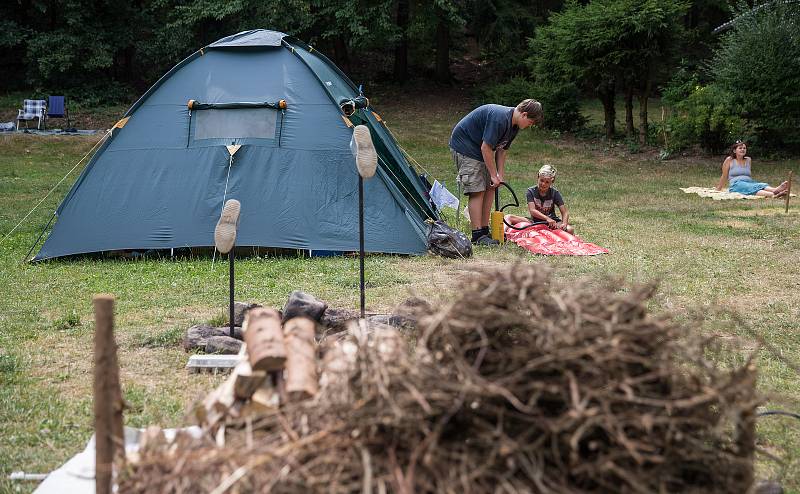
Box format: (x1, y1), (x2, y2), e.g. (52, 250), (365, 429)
(504, 223), (609, 256)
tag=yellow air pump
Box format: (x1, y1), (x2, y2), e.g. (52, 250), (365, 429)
(490, 187), (505, 243)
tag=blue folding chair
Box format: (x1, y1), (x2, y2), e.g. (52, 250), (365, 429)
(45, 96), (71, 129)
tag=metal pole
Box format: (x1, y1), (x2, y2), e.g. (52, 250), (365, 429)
(229, 249), (235, 338)
(359, 175), (366, 319)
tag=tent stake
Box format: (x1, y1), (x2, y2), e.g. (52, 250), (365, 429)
(785, 171), (793, 214)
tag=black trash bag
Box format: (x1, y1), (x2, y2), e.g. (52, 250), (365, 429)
(427, 220), (472, 258)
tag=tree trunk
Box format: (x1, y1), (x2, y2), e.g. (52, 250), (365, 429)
(435, 10), (451, 84)
(625, 86), (635, 138)
(393, 0), (409, 82)
(598, 80), (616, 139)
(334, 36), (351, 76)
(638, 79), (651, 145)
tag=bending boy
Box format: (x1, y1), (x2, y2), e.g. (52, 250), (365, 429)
(505, 164), (574, 234)
(449, 99), (543, 245)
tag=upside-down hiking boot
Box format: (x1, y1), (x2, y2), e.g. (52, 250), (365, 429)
(351, 125), (377, 178)
(214, 199), (241, 254)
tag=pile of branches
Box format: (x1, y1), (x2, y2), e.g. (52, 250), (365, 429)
(120, 264), (759, 493)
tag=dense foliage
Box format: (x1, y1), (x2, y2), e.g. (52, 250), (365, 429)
(710, 1), (800, 149)
(529, 0), (689, 140)
(1, 0), (564, 102)
(6, 0), (799, 154)
(661, 1), (800, 153)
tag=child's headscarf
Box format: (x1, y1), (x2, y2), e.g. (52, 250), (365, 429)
(538, 164), (557, 178)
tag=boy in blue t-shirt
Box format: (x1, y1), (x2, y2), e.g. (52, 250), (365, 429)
(449, 99), (543, 245)
(504, 164), (574, 234)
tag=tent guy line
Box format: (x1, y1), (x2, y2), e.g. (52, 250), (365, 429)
(1, 130), (111, 249)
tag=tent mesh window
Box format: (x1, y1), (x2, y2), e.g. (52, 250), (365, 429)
(194, 108), (278, 140)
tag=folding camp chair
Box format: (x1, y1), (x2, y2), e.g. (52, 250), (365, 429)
(16, 99), (47, 130)
(45, 96), (70, 129)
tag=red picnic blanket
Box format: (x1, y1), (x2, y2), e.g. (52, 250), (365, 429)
(504, 223), (609, 256)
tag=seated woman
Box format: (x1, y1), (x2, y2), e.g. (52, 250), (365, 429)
(717, 141), (788, 197)
(504, 164), (574, 234)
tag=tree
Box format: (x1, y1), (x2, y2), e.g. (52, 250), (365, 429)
(394, 0), (411, 81)
(531, 0), (628, 138)
(470, 0), (564, 78)
(710, 1), (800, 148)
(531, 0), (687, 140)
(615, 0), (688, 143)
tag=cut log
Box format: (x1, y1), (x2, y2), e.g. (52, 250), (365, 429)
(232, 360), (267, 399)
(243, 308), (286, 372)
(250, 382), (281, 410)
(283, 317), (319, 401)
(200, 371), (238, 428)
(319, 339), (358, 405)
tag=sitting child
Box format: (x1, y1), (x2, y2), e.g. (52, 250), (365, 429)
(504, 164), (574, 234)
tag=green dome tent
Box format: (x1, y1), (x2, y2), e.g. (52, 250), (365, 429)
(34, 29), (438, 260)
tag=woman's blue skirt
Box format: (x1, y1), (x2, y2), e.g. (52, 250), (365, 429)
(729, 178), (769, 195)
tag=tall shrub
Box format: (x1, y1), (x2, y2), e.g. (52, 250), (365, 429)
(710, 2), (800, 149)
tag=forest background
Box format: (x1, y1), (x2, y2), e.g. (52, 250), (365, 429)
(2, 0), (800, 155)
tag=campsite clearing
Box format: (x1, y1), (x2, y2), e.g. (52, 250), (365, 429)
(1, 92), (799, 492)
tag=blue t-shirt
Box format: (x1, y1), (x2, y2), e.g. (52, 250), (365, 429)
(449, 104), (519, 162)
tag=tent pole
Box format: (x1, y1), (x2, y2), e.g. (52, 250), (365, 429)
(359, 175), (366, 319)
(23, 212), (56, 262)
(229, 249), (235, 338)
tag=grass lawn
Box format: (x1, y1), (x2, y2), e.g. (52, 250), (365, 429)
(1, 90), (799, 492)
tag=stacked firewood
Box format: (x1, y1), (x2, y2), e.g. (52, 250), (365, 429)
(121, 264), (760, 494)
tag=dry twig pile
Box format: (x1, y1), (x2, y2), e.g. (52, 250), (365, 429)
(121, 264), (758, 493)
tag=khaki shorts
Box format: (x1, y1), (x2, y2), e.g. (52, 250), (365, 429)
(452, 149), (489, 195)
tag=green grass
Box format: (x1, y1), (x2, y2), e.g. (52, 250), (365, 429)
(1, 93), (799, 492)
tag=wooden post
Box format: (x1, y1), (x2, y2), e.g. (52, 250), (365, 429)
(785, 171), (793, 214)
(283, 317), (318, 401)
(243, 308), (286, 372)
(93, 294), (124, 494)
(735, 362), (757, 492)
